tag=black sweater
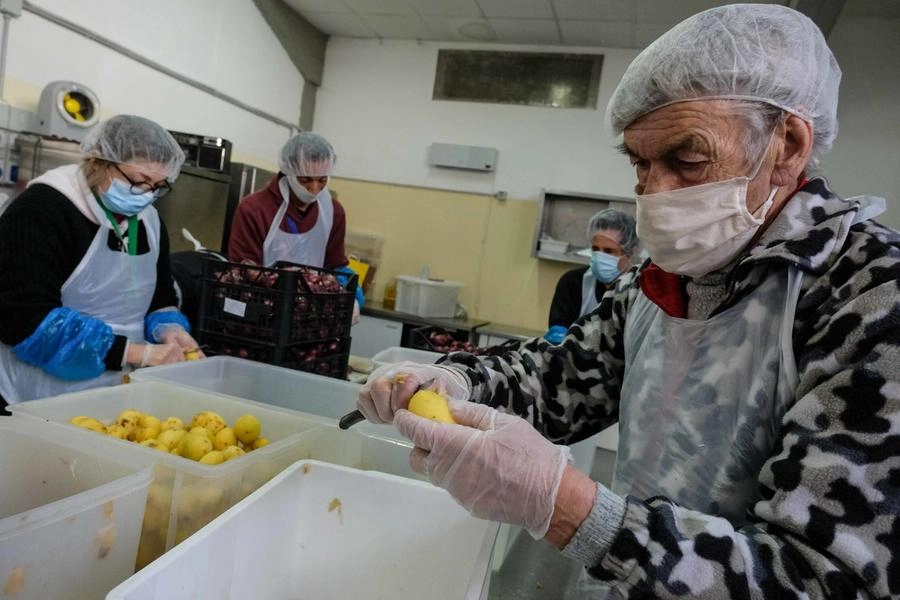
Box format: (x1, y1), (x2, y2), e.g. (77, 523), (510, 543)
(548, 266), (606, 328)
(0, 184), (179, 370)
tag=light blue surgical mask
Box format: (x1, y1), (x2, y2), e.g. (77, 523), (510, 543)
(591, 251), (621, 283)
(99, 179), (155, 216)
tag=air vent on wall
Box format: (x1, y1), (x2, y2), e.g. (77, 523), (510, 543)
(428, 143), (497, 172)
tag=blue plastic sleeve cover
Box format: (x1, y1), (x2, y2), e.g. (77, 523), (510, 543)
(335, 266), (366, 308)
(145, 310), (191, 343)
(544, 325), (568, 344)
(12, 307), (114, 380)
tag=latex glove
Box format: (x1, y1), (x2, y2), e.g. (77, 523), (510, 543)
(394, 401), (571, 539)
(156, 327), (205, 358)
(357, 361), (470, 424)
(351, 300), (361, 326)
(128, 342), (186, 368)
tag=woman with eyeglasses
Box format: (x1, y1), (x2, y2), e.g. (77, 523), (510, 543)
(0, 114), (203, 407)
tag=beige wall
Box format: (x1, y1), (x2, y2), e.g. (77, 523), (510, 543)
(333, 177), (572, 333)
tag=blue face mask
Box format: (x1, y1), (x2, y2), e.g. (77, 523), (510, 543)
(99, 179), (155, 216)
(591, 251), (621, 283)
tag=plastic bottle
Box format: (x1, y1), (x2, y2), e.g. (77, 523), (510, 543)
(383, 278), (397, 310)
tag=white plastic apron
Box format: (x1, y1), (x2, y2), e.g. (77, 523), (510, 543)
(579, 269), (601, 318)
(0, 199), (160, 404)
(261, 177), (333, 268)
(613, 196), (884, 524)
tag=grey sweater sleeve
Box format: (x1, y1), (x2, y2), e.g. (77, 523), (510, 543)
(561, 483), (627, 567)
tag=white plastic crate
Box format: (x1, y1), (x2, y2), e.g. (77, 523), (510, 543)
(106, 460), (498, 600)
(0, 419), (152, 600)
(395, 275), (463, 318)
(371, 346), (443, 370)
(9, 382), (333, 569)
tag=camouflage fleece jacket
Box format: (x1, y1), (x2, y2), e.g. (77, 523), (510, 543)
(444, 178), (900, 599)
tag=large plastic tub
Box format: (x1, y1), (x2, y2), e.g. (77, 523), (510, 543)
(290, 424), (425, 482)
(371, 346), (443, 370)
(130, 356), (360, 421)
(130, 356), (407, 443)
(107, 461), (498, 600)
(10, 382), (333, 569)
(0, 419), (152, 600)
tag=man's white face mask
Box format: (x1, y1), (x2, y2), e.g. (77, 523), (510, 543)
(636, 138), (779, 279)
(287, 176), (327, 205)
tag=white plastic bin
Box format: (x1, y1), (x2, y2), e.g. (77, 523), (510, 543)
(107, 460), (498, 600)
(395, 275), (463, 318)
(290, 424), (425, 482)
(371, 346), (443, 370)
(0, 419), (152, 600)
(130, 356), (407, 443)
(10, 382), (333, 569)
(131, 356), (360, 421)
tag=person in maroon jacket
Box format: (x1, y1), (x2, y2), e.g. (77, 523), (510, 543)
(228, 132), (347, 269)
(227, 132), (360, 322)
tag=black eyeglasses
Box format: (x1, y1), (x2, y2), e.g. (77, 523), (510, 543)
(113, 164), (172, 198)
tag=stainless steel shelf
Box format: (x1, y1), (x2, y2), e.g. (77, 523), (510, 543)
(535, 251), (590, 265)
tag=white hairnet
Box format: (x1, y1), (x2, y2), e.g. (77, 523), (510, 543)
(587, 209), (639, 256)
(607, 4), (841, 157)
(80, 115), (185, 181)
(279, 132), (336, 177)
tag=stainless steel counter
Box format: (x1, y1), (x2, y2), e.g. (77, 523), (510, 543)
(361, 301), (490, 333)
(476, 322), (544, 341)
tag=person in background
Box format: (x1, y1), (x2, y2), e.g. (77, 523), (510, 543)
(357, 4), (899, 598)
(0, 115), (202, 409)
(227, 132), (363, 321)
(545, 209), (638, 343)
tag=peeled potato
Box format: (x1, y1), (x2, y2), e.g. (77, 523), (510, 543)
(408, 390), (456, 424)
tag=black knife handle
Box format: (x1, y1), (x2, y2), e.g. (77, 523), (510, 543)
(339, 409), (365, 430)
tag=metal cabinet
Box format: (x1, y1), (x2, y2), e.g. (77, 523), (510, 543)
(532, 189), (636, 266)
(350, 315), (403, 359)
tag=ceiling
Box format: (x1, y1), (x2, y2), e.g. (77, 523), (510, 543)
(283, 0), (898, 49)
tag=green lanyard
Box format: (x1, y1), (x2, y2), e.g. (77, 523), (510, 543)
(94, 194), (138, 256)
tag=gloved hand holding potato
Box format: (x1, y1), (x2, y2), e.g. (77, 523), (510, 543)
(394, 400), (571, 539)
(356, 361), (470, 424)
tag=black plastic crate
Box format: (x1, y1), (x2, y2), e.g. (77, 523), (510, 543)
(200, 332), (351, 380)
(197, 259), (357, 346)
(410, 326), (480, 354)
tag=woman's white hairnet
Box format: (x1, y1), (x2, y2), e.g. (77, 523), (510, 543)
(607, 4), (842, 157)
(80, 115), (185, 181)
(587, 209), (639, 256)
(279, 132), (336, 177)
